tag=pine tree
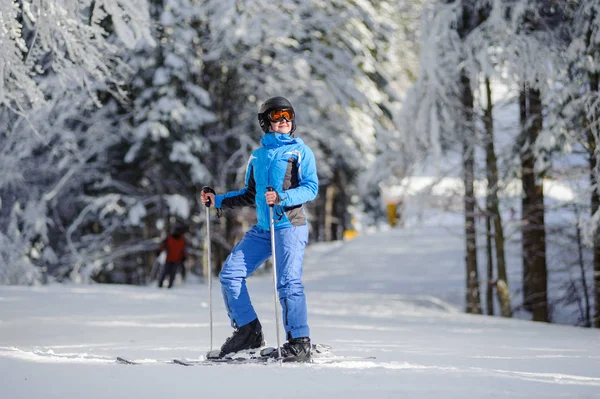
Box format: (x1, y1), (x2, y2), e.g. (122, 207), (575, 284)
(66, 0), (216, 281)
(0, 0), (152, 284)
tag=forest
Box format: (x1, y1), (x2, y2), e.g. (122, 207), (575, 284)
(0, 0), (598, 328)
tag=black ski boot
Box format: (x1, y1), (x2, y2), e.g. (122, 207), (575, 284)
(270, 337), (311, 362)
(219, 318), (264, 357)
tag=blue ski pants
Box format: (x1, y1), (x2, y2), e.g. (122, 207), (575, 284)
(219, 224), (309, 339)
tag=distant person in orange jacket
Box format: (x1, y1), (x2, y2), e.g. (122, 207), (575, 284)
(156, 225), (188, 288)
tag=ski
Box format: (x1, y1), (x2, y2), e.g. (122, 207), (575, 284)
(117, 356), (210, 366)
(117, 343), (374, 366)
(117, 354), (374, 366)
(171, 354), (376, 366)
(171, 344), (373, 366)
(116, 356), (144, 365)
(173, 357), (272, 366)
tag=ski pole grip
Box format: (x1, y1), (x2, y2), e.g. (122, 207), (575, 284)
(266, 186), (275, 208)
(202, 186), (215, 208)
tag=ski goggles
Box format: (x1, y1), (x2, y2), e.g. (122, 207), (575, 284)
(267, 108), (295, 122)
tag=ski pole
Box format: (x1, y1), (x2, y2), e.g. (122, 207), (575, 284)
(267, 186), (282, 360)
(202, 186), (214, 352)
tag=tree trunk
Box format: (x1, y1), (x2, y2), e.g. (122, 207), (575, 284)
(485, 214), (494, 316)
(310, 188), (325, 242)
(573, 205), (592, 327)
(484, 77), (512, 317)
(484, 79), (494, 317)
(520, 85), (548, 322)
(333, 168), (350, 239)
(325, 184), (336, 242)
(456, 0), (485, 315)
(461, 71), (482, 315)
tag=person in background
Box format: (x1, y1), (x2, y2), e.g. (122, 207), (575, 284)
(156, 225), (187, 289)
(201, 96), (318, 362)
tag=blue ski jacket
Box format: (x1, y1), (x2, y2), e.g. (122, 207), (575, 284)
(214, 133), (318, 231)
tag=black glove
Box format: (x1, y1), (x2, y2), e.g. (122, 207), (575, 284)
(202, 186), (216, 195)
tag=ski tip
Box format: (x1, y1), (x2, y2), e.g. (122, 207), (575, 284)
(116, 357), (138, 365)
(172, 359), (194, 366)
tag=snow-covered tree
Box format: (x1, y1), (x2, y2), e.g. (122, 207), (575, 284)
(401, 0), (600, 325)
(0, 87), (123, 284)
(62, 0), (216, 282)
(1, 0), (421, 284)
(0, 0), (153, 284)
(199, 0), (418, 241)
(0, 0), (153, 113)
(399, 0), (484, 314)
(552, 0), (600, 327)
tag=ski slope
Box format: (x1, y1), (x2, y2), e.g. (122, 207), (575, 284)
(1, 220), (599, 398)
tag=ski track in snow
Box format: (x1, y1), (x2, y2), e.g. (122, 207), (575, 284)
(2, 346), (600, 387)
(0, 346), (113, 364)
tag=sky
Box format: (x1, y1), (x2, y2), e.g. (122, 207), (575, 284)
(1, 210), (599, 399)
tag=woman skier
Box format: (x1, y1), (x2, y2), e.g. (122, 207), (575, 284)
(201, 96), (318, 362)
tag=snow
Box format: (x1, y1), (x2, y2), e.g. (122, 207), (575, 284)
(128, 202), (147, 226)
(165, 194), (190, 219)
(383, 176), (576, 203)
(1, 220), (599, 398)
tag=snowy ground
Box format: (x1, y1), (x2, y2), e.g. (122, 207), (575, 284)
(1, 221), (599, 398)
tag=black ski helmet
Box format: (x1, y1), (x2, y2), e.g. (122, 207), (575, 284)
(257, 96), (296, 134)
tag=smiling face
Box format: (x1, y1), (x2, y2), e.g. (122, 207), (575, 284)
(267, 108), (294, 134)
(270, 119), (293, 134)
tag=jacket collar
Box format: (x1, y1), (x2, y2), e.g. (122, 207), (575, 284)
(260, 132), (302, 148)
